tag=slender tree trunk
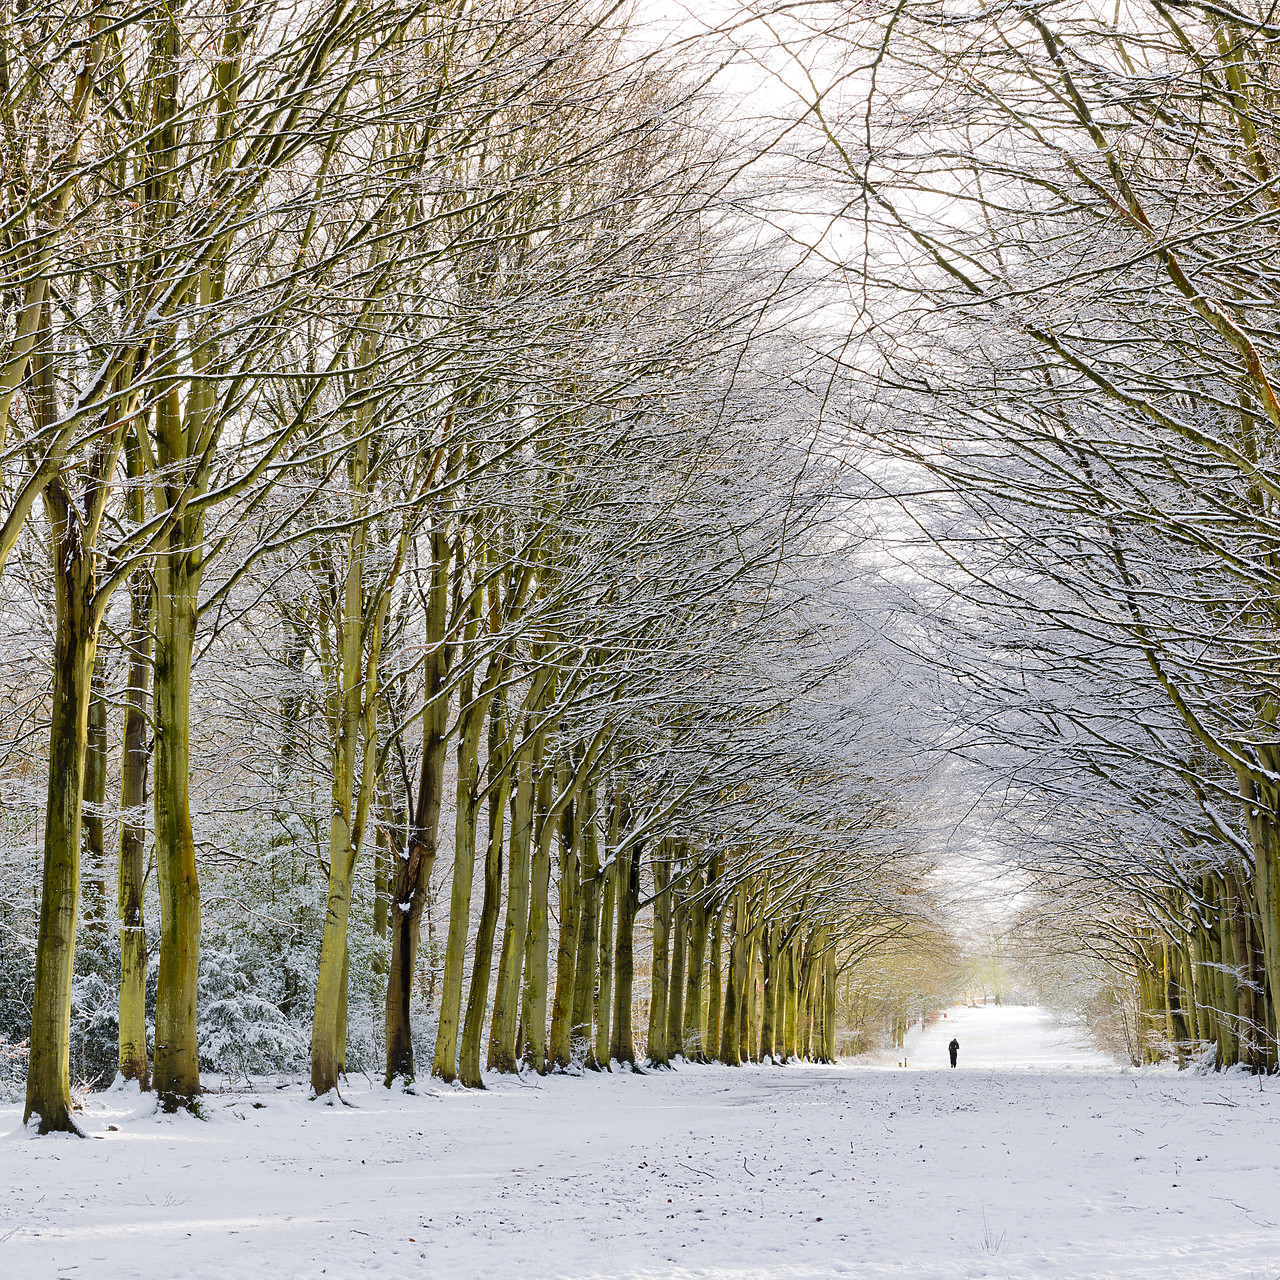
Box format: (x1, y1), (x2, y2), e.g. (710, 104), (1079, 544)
(489, 714), (539, 1073)
(719, 887), (745, 1066)
(571, 781), (602, 1068)
(1227, 870), (1257, 1068)
(431, 643), (489, 1082)
(150, 296), (213, 1112)
(520, 762), (555, 1073)
(782, 938), (799, 1061)
(458, 695), (511, 1089)
(738, 921), (755, 1064)
(683, 871), (708, 1061)
(152, 528), (202, 1111)
(823, 947), (838, 1062)
(117, 535), (152, 1088)
(706, 899), (723, 1062)
(666, 874), (687, 1060)
(81, 652), (109, 939)
(549, 775), (580, 1070)
(611, 839), (638, 1067)
(760, 924), (777, 1062)
(772, 930), (788, 1062)
(595, 830), (617, 1069)
(311, 522), (364, 1096)
(384, 525), (450, 1086)
(646, 847), (672, 1067)
(372, 818), (390, 965)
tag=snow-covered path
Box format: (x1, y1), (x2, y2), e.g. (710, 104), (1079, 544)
(897, 1003), (1117, 1071)
(3, 1007), (1279, 1280)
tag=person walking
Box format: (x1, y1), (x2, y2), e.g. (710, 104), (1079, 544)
(948, 1037), (959, 1068)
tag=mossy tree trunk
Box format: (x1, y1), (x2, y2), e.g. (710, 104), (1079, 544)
(646, 845), (672, 1067)
(610, 835), (639, 1067)
(706, 892), (723, 1062)
(24, 310), (126, 1133)
(25, 484), (98, 1134)
(117, 455), (152, 1087)
(594, 797), (618, 1069)
(520, 759), (558, 1073)
(548, 768), (580, 1070)
(489, 673), (548, 1073)
(81, 651), (109, 939)
(665, 867), (687, 1060)
(430, 620), (493, 1082)
(458, 690), (512, 1088)
(382, 515), (450, 1088)
(571, 781), (603, 1068)
(683, 868), (708, 1061)
(719, 885), (745, 1066)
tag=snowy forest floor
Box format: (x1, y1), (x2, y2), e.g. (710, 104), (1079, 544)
(4, 1007), (1280, 1280)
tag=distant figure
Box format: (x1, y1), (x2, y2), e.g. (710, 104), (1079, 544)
(948, 1038), (959, 1069)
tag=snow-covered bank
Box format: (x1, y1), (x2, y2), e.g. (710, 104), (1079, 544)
(3, 1007), (1278, 1280)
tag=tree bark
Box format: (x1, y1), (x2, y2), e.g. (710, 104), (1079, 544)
(610, 837), (638, 1067)
(683, 869), (708, 1061)
(81, 651), (109, 938)
(646, 846), (672, 1067)
(458, 693), (511, 1088)
(548, 773), (580, 1071)
(665, 870), (687, 1060)
(117, 526), (152, 1088)
(706, 897), (723, 1062)
(489, 713), (540, 1073)
(571, 781), (602, 1068)
(520, 760), (556, 1073)
(383, 526), (450, 1087)
(25, 480), (97, 1134)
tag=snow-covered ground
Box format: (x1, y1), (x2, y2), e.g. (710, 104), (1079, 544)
(4, 1006), (1279, 1280)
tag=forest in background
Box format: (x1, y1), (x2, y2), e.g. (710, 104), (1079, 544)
(4, 0), (1279, 1134)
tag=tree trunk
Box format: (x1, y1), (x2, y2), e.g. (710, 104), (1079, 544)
(571, 781), (602, 1068)
(25, 482), (97, 1134)
(117, 540), (152, 1088)
(610, 839), (638, 1067)
(665, 873), (687, 1060)
(822, 947), (838, 1062)
(151, 340), (208, 1112)
(489, 722), (538, 1073)
(430, 646), (489, 1082)
(1227, 870), (1257, 1068)
(706, 900), (723, 1062)
(520, 761), (556, 1073)
(782, 938), (799, 1061)
(152, 527), (202, 1112)
(384, 525), (451, 1086)
(81, 651), (109, 939)
(646, 847), (672, 1067)
(759, 924), (777, 1062)
(683, 870), (708, 1062)
(458, 695), (511, 1089)
(549, 775), (580, 1070)
(738, 920), (755, 1064)
(594, 832), (617, 1069)
(719, 887), (745, 1066)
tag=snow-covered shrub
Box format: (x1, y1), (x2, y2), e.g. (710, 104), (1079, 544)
(198, 947), (306, 1078)
(70, 966), (119, 1088)
(0, 1036), (27, 1102)
(0, 807), (38, 1052)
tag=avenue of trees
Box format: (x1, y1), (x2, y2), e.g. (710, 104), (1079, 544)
(0, 0), (943, 1133)
(9, 0), (1279, 1138)
(761, 0), (1280, 1067)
